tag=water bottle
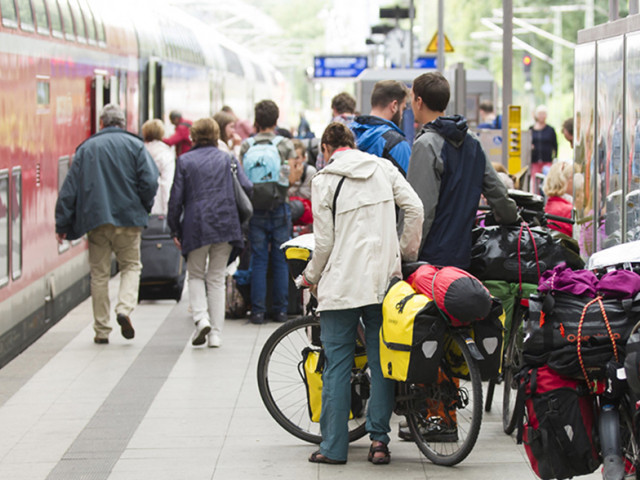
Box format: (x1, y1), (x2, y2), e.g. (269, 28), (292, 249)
(599, 404), (625, 480)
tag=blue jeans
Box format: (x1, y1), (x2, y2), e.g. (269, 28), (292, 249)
(248, 203), (291, 315)
(319, 305), (395, 462)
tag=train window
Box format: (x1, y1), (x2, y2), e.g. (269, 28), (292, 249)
(77, 0), (95, 44)
(57, 0), (74, 41)
(67, 0), (85, 43)
(92, 4), (104, 45)
(36, 79), (49, 105)
(0, 170), (8, 287)
(44, 0), (61, 38)
(1, 0), (18, 28)
(11, 168), (21, 280)
(221, 46), (244, 76)
(33, 0), (48, 35)
(16, 0), (34, 32)
(253, 63), (266, 83)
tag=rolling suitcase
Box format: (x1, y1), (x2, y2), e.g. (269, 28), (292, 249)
(138, 215), (185, 302)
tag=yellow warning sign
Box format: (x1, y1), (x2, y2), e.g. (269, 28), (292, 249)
(426, 32), (454, 53)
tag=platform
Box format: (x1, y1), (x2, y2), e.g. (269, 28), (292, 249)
(0, 276), (601, 480)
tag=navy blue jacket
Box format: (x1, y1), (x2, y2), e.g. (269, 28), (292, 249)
(350, 115), (411, 175)
(407, 115), (517, 268)
(55, 127), (159, 240)
(167, 145), (253, 257)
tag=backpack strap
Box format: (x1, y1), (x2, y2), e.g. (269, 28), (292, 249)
(515, 367), (536, 444)
(332, 176), (346, 225)
(381, 130), (406, 175)
(300, 164), (308, 184)
(247, 137), (256, 147)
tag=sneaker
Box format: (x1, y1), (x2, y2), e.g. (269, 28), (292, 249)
(207, 334), (221, 348)
(116, 313), (135, 339)
(273, 312), (288, 323)
(94, 337), (109, 344)
(398, 419), (458, 443)
(192, 319), (211, 346)
(249, 312), (265, 325)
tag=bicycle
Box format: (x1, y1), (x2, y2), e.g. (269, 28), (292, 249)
(256, 237), (484, 466)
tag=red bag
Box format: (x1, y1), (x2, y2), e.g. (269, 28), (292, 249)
(407, 264), (492, 327)
(290, 196), (313, 225)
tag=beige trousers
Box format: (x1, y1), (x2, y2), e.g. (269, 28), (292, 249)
(88, 224), (142, 338)
(186, 242), (232, 336)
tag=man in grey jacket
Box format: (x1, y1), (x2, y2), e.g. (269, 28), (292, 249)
(407, 72), (517, 269)
(55, 104), (159, 344)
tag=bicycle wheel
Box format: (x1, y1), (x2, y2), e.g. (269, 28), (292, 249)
(502, 304), (526, 434)
(404, 331), (483, 466)
(619, 399), (640, 479)
(256, 315), (369, 444)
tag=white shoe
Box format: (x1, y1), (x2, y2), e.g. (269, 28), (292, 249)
(192, 319), (211, 346)
(207, 334), (221, 348)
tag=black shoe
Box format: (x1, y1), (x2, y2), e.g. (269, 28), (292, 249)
(249, 312), (265, 325)
(398, 420), (458, 443)
(94, 337), (109, 344)
(116, 313), (135, 339)
(273, 312), (288, 323)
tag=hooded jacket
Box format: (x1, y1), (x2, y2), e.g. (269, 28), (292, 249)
(303, 149), (423, 311)
(55, 127), (159, 240)
(407, 115), (517, 268)
(350, 115), (411, 175)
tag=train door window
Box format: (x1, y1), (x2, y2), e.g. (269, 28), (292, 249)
(16, 0), (34, 32)
(11, 168), (21, 280)
(0, 170), (8, 287)
(44, 0), (61, 38)
(626, 32), (640, 241)
(33, 0), (48, 35)
(57, 0), (75, 41)
(1, 0), (18, 28)
(57, 157), (70, 254)
(67, 0), (85, 43)
(77, 0), (95, 45)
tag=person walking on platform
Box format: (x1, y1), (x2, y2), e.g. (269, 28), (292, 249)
(315, 92), (357, 170)
(298, 122), (424, 465)
(164, 110), (193, 157)
(55, 104), (159, 344)
(142, 119), (175, 215)
(350, 80), (412, 175)
(168, 118), (252, 347)
(239, 100), (296, 325)
(529, 105), (558, 191)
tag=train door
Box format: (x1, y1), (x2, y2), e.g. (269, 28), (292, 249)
(91, 70), (111, 135)
(147, 57), (163, 120)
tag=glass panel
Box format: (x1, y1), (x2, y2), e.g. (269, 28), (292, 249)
(222, 46), (244, 76)
(11, 169), (21, 280)
(57, 0), (74, 40)
(1, 0), (18, 28)
(627, 32), (640, 242)
(36, 80), (49, 105)
(67, 0), (84, 42)
(16, 0), (34, 31)
(57, 157), (70, 253)
(77, 0), (94, 43)
(573, 42), (596, 259)
(33, 0), (48, 34)
(597, 37), (624, 249)
(44, 0), (61, 37)
(0, 171), (8, 287)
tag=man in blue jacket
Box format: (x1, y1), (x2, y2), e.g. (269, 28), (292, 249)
(350, 80), (411, 175)
(55, 104), (159, 344)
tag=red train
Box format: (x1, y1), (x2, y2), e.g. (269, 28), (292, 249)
(0, 0), (286, 367)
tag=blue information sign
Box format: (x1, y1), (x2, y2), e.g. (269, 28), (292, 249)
(413, 56), (437, 69)
(314, 56), (368, 78)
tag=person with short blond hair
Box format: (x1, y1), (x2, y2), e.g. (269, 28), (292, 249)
(543, 162), (573, 236)
(142, 119), (175, 215)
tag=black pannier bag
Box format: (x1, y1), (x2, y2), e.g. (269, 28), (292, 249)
(523, 292), (640, 379)
(472, 299), (505, 381)
(469, 225), (584, 285)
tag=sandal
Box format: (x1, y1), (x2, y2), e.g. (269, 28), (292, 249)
(308, 450), (346, 465)
(368, 442), (391, 465)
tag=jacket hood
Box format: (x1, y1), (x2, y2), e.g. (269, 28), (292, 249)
(420, 115), (468, 148)
(319, 149), (378, 179)
(350, 115), (405, 151)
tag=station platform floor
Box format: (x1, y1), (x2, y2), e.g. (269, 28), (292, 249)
(0, 275), (602, 480)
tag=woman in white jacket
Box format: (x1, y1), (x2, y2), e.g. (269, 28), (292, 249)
(300, 123), (424, 465)
(142, 119), (175, 215)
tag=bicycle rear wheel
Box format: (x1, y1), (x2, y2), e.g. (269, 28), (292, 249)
(404, 331), (483, 466)
(502, 305), (526, 434)
(256, 315), (369, 444)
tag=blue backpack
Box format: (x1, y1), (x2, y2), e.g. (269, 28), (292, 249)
(243, 136), (288, 210)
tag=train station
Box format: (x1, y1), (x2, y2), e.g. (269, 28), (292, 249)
(1, 1), (640, 479)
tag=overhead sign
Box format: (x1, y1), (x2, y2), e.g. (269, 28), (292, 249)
(413, 56), (437, 69)
(314, 56), (368, 78)
(426, 32), (454, 53)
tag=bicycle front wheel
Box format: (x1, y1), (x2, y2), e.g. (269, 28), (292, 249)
(256, 315), (369, 444)
(404, 331), (483, 466)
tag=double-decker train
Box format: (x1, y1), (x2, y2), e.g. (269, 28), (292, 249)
(0, 0), (287, 368)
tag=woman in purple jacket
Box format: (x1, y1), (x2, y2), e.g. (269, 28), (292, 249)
(168, 118), (252, 348)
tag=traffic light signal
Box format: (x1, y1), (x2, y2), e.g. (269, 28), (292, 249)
(523, 53), (532, 77)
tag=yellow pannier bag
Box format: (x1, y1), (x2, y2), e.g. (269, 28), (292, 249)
(380, 280), (446, 384)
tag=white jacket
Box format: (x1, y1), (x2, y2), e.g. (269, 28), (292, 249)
(145, 140), (175, 215)
(304, 149), (424, 311)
